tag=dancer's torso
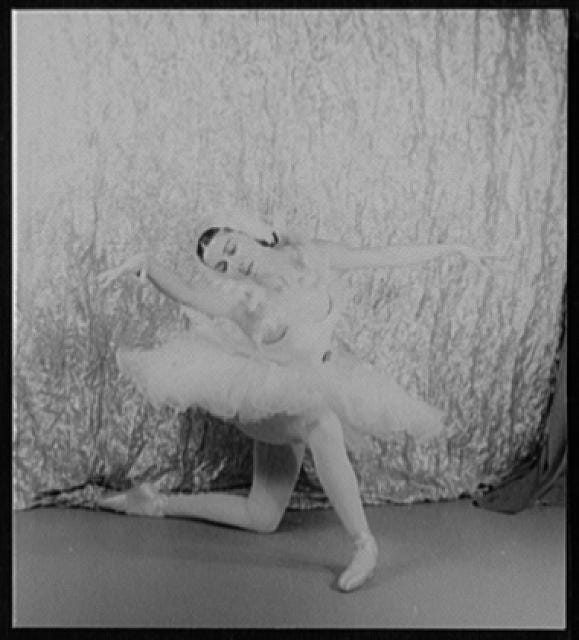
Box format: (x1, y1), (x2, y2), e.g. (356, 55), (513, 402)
(255, 281), (338, 366)
(187, 241), (342, 368)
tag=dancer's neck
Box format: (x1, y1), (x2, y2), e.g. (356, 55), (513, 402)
(253, 245), (305, 292)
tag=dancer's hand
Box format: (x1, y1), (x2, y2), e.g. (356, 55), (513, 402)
(98, 253), (149, 289)
(456, 245), (512, 273)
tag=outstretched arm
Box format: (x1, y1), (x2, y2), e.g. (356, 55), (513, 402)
(313, 239), (496, 272)
(98, 253), (261, 332)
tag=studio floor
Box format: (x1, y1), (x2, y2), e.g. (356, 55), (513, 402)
(13, 498), (565, 628)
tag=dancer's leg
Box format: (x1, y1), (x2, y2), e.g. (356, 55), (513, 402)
(307, 409), (378, 592)
(98, 439), (304, 534)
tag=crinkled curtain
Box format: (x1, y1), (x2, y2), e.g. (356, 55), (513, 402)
(15, 10), (567, 510)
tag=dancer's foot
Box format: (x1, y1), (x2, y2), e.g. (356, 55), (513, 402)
(98, 483), (166, 517)
(338, 531), (378, 592)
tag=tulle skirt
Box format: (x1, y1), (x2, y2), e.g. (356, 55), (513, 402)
(117, 328), (446, 451)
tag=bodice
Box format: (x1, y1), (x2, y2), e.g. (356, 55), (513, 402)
(184, 238), (343, 366)
(254, 283), (340, 366)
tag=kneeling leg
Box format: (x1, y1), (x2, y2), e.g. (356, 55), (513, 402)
(98, 439), (304, 534)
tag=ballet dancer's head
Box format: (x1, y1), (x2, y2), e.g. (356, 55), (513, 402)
(197, 226), (280, 281)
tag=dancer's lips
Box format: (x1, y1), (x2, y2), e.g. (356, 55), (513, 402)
(245, 261), (254, 276)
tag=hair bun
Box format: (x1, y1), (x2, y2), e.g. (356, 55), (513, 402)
(193, 214), (282, 257)
(257, 231), (279, 248)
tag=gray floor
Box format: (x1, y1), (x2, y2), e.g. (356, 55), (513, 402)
(13, 499), (566, 628)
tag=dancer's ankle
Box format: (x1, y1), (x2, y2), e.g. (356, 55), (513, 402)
(353, 530), (377, 550)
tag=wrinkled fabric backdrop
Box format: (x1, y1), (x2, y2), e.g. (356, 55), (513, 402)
(15, 10), (567, 510)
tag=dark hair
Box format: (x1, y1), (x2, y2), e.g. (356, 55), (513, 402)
(197, 227), (222, 262)
(196, 226), (279, 263)
(257, 231), (279, 248)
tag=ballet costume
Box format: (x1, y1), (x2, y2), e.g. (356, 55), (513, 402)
(116, 243), (446, 452)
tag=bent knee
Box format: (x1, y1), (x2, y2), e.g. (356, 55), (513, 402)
(252, 513), (281, 534)
(247, 500), (283, 534)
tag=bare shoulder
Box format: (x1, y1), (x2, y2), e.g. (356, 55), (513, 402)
(277, 227), (356, 268)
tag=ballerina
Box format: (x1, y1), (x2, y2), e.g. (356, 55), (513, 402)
(98, 217), (495, 592)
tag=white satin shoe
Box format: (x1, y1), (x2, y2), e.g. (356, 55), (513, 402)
(98, 483), (167, 517)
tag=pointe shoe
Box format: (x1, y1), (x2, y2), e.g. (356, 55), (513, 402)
(99, 483), (166, 517)
(338, 532), (378, 592)
(98, 492), (128, 512)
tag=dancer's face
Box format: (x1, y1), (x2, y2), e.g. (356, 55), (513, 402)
(202, 229), (265, 280)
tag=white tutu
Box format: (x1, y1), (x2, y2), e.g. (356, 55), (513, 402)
(117, 327), (446, 451)
(118, 239), (445, 449)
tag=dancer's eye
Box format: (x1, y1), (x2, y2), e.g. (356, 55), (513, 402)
(224, 240), (237, 256)
(215, 261), (228, 273)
